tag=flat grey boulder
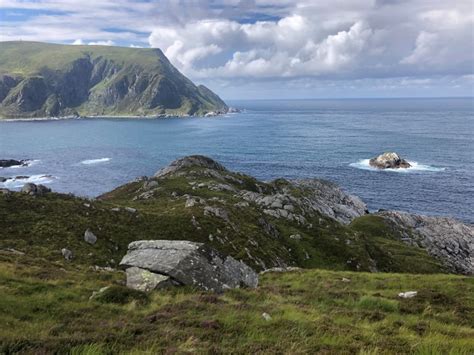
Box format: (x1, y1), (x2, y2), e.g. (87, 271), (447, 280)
(154, 155), (227, 178)
(369, 152), (411, 169)
(120, 240), (258, 292)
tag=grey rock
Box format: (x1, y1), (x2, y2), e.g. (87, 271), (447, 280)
(204, 206), (230, 222)
(61, 248), (73, 260)
(288, 179), (368, 224)
(0, 159), (28, 168)
(369, 152), (411, 169)
(124, 207), (137, 213)
(84, 229), (97, 245)
(185, 197), (198, 208)
(120, 240), (258, 292)
(377, 210), (474, 275)
(21, 183), (51, 196)
(142, 180), (159, 190)
(155, 155), (227, 178)
(260, 267), (301, 275)
(125, 266), (175, 292)
(258, 218), (280, 238)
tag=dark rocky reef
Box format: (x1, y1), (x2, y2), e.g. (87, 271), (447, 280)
(0, 159), (28, 168)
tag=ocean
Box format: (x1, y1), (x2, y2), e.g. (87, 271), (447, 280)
(1, 98), (473, 223)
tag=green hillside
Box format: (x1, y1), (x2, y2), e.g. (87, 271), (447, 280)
(1, 156), (472, 353)
(0, 41), (228, 118)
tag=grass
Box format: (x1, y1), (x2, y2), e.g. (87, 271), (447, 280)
(0, 253), (472, 354)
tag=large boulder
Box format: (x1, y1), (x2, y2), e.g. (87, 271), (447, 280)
(120, 240), (258, 292)
(21, 183), (51, 196)
(369, 152), (411, 169)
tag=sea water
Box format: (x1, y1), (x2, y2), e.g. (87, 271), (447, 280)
(1, 98), (472, 222)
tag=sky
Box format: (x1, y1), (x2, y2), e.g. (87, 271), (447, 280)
(0, 0), (473, 99)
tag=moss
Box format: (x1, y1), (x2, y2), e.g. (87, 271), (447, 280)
(93, 285), (149, 305)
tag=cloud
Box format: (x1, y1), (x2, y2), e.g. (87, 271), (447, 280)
(147, 1), (473, 81)
(73, 39), (115, 46)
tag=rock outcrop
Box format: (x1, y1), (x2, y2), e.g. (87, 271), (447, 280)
(120, 240), (258, 292)
(154, 155), (228, 178)
(377, 210), (474, 275)
(0, 159), (27, 168)
(369, 152), (411, 169)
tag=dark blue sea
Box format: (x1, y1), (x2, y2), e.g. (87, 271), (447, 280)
(1, 98), (473, 223)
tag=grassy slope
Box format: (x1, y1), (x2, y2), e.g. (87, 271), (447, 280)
(0, 252), (473, 354)
(0, 167), (445, 274)
(0, 41), (164, 76)
(1, 164), (470, 353)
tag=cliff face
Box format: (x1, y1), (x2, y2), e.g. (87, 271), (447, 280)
(0, 42), (228, 118)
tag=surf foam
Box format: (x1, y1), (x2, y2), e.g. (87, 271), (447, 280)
(350, 159), (445, 173)
(0, 174), (56, 189)
(80, 158), (111, 165)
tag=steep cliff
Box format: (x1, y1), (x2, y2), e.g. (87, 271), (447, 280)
(0, 41), (228, 118)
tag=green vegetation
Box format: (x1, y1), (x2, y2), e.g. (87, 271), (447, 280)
(1, 158), (470, 353)
(0, 166), (445, 274)
(0, 41), (228, 118)
(0, 253), (472, 354)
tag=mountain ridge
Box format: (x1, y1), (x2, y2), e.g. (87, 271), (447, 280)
(0, 41), (228, 118)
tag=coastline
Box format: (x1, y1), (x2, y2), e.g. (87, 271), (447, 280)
(0, 109), (240, 122)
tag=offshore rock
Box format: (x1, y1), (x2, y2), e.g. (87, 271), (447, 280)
(0, 159), (27, 168)
(369, 152), (411, 169)
(120, 240), (258, 292)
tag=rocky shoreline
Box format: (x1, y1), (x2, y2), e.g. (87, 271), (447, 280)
(0, 107), (240, 122)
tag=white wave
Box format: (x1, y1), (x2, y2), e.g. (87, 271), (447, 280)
(80, 158), (111, 165)
(350, 159), (445, 173)
(0, 174), (56, 189)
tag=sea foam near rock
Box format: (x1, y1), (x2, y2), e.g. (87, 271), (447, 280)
(0, 174), (56, 189)
(350, 159), (445, 172)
